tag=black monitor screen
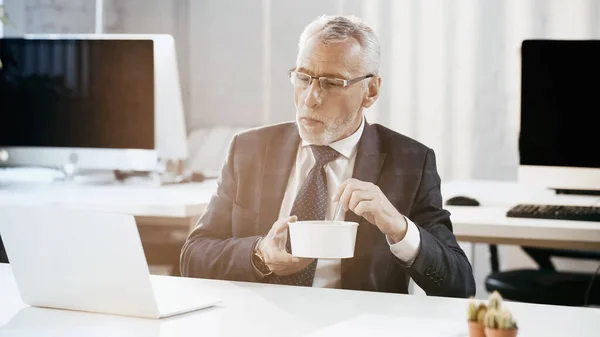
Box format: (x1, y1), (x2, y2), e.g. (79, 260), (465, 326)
(520, 39), (600, 169)
(0, 38), (154, 149)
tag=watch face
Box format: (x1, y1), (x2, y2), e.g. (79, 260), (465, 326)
(253, 252), (271, 275)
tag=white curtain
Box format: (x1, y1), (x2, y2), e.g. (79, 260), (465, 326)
(251, 0), (600, 183)
(354, 0), (600, 183)
(184, 0), (600, 182)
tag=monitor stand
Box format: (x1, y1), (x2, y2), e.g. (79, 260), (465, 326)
(56, 166), (117, 185)
(554, 189), (600, 196)
(113, 159), (193, 185)
(113, 169), (192, 185)
(1, 156), (194, 186)
(55, 158), (193, 186)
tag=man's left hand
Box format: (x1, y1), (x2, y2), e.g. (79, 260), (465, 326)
(333, 178), (407, 243)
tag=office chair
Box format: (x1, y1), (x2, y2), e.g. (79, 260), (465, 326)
(485, 245), (600, 306)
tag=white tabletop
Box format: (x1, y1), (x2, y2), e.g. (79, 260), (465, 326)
(442, 180), (600, 248)
(442, 179), (600, 208)
(1, 264), (599, 337)
(1, 177), (600, 246)
(0, 179), (216, 218)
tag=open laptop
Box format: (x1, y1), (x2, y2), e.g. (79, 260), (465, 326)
(0, 206), (220, 319)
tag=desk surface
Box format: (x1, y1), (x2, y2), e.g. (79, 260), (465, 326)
(443, 180), (600, 249)
(443, 180), (600, 207)
(0, 179), (217, 218)
(2, 178), (600, 248)
(0, 264), (599, 337)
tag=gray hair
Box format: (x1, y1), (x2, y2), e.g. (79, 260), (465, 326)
(297, 15), (380, 75)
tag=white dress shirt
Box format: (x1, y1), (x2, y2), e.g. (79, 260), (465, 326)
(277, 118), (421, 288)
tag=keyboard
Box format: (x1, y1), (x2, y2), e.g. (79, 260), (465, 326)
(507, 204), (600, 222)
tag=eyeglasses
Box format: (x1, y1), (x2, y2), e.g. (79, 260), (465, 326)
(288, 68), (374, 91)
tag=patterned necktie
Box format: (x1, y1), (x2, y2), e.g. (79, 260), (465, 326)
(269, 145), (341, 286)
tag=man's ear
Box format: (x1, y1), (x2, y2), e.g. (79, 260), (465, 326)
(362, 76), (381, 108)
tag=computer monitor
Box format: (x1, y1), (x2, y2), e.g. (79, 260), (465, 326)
(518, 39), (600, 193)
(0, 34), (187, 174)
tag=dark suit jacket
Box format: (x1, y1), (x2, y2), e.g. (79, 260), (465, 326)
(180, 121), (476, 297)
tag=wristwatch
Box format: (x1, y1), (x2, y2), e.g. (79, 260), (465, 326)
(252, 237), (273, 276)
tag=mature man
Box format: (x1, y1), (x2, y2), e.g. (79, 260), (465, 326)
(181, 15), (475, 297)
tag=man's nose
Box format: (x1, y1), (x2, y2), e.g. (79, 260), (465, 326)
(303, 79), (323, 109)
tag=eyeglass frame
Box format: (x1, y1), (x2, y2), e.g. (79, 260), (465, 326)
(287, 68), (374, 90)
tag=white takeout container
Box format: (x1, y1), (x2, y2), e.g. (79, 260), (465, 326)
(288, 221), (359, 259)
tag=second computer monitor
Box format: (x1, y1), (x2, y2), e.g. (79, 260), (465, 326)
(0, 34), (187, 173)
(519, 39), (600, 192)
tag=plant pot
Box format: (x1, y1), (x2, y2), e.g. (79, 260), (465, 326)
(467, 321), (485, 337)
(485, 327), (519, 337)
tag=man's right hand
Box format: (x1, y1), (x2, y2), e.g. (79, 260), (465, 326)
(258, 215), (315, 276)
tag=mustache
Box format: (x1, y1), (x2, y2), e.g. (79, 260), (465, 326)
(298, 110), (326, 123)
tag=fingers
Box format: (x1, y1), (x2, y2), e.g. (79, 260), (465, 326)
(274, 215), (297, 236)
(269, 265), (299, 276)
(349, 190), (372, 211)
(268, 257), (313, 276)
(262, 217), (317, 276)
(267, 215), (297, 240)
(333, 178), (352, 202)
(335, 178), (374, 211)
(262, 216), (300, 265)
(354, 200), (376, 217)
(264, 248), (300, 265)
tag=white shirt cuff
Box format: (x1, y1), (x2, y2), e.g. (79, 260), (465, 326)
(387, 216), (421, 266)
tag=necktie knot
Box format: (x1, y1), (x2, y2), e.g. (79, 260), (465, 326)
(310, 145), (340, 167)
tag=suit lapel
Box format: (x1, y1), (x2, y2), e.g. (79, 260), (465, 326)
(342, 121), (387, 289)
(256, 123), (300, 235)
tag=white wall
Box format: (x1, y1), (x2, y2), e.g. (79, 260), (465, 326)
(188, 0), (265, 128)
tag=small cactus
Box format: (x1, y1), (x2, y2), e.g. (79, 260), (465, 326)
(488, 290), (503, 310)
(467, 297), (488, 323)
(499, 310), (518, 330)
(484, 308), (518, 330)
(484, 309), (495, 328)
(467, 298), (479, 321)
(476, 304), (487, 323)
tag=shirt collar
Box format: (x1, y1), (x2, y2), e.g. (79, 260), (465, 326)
(301, 116), (365, 159)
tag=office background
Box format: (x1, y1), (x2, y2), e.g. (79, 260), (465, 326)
(3, 0), (600, 296)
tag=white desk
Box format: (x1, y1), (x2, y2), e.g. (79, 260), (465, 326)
(0, 264), (599, 337)
(2, 179), (599, 252)
(0, 179), (217, 239)
(0, 179), (217, 272)
(0, 179), (216, 221)
(443, 180), (600, 250)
